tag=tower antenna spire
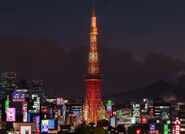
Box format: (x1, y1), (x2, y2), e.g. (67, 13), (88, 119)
(92, 0), (95, 17)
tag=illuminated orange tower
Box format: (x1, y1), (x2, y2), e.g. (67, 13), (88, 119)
(83, 1), (108, 125)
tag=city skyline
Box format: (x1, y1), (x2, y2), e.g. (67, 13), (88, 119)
(0, 1), (185, 133)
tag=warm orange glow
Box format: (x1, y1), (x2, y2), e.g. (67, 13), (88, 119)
(91, 17), (96, 27)
(88, 16), (99, 74)
(83, 6), (108, 125)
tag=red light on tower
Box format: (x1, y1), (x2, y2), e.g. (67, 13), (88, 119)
(83, 0), (108, 125)
(175, 119), (181, 134)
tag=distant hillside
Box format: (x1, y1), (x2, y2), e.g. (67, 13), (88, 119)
(110, 71), (185, 102)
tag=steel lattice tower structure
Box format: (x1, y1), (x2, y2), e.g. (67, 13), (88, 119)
(83, 2), (108, 125)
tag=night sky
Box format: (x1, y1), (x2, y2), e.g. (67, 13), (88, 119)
(0, 0), (185, 98)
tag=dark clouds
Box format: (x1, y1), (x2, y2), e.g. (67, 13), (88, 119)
(0, 0), (185, 60)
(0, 34), (185, 98)
(1, 0), (185, 97)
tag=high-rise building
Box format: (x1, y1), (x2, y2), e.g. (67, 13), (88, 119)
(0, 72), (16, 100)
(83, 2), (108, 125)
(0, 72), (16, 91)
(176, 102), (185, 132)
(122, 108), (132, 128)
(153, 103), (171, 133)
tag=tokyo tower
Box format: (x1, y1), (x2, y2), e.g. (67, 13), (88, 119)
(83, 1), (108, 125)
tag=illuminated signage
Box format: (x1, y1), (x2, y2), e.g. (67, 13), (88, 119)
(63, 104), (66, 122)
(72, 110), (80, 117)
(48, 119), (55, 130)
(29, 94), (40, 113)
(57, 108), (61, 116)
(77, 119), (84, 125)
(36, 116), (40, 134)
(56, 98), (64, 105)
(150, 108), (154, 116)
(71, 126), (75, 132)
(5, 99), (10, 113)
(41, 107), (48, 113)
(107, 106), (112, 112)
(110, 117), (116, 128)
(107, 100), (112, 106)
(6, 108), (16, 122)
(131, 117), (136, 124)
(139, 116), (148, 124)
(12, 92), (25, 102)
(136, 129), (141, 134)
(28, 113), (31, 122)
(155, 130), (159, 134)
(133, 104), (140, 117)
(118, 118), (122, 125)
(175, 119), (181, 134)
(49, 108), (53, 118)
(20, 125), (32, 134)
(107, 111), (112, 117)
(36, 129), (40, 134)
(23, 102), (27, 122)
(118, 110), (122, 118)
(164, 124), (168, 134)
(41, 120), (49, 133)
(149, 123), (156, 133)
(113, 111), (117, 116)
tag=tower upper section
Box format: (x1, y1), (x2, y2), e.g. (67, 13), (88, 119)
(90, 9), (98, 35)
(87, 7), (99, 75)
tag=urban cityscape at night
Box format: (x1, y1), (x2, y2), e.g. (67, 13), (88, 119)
(1, 0), (185, 134)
